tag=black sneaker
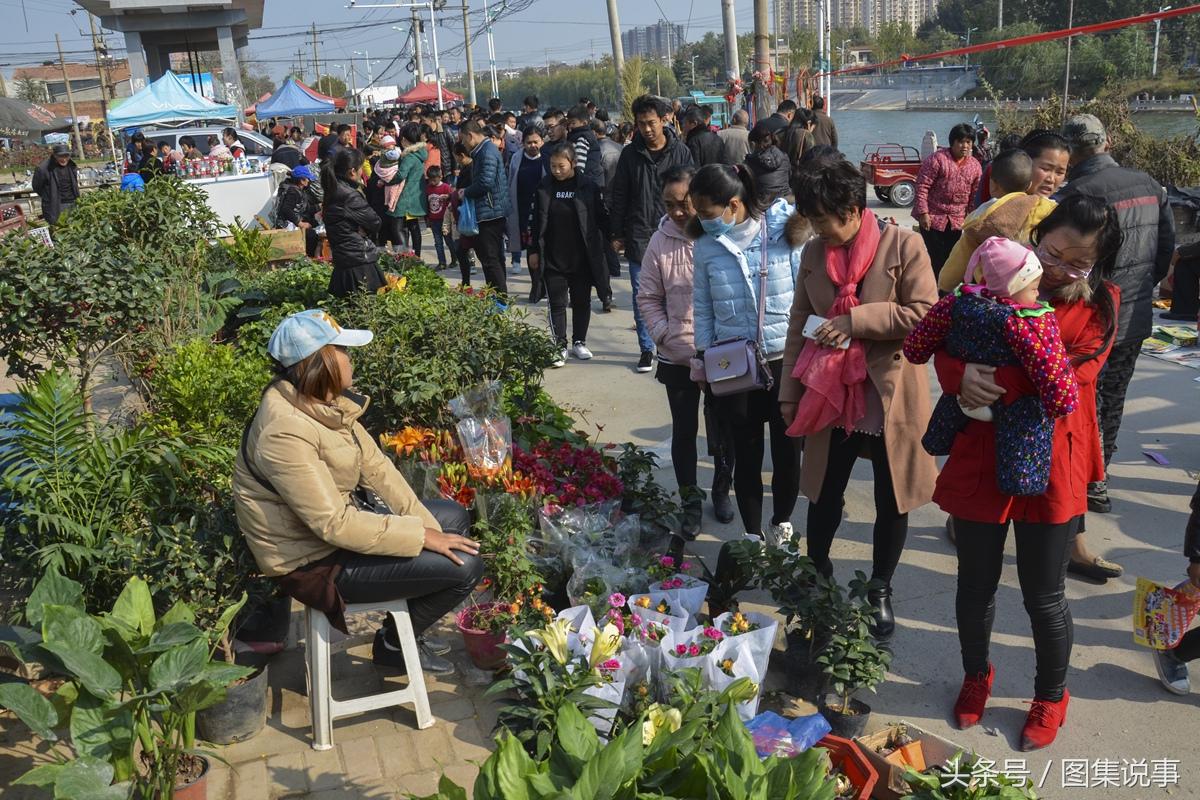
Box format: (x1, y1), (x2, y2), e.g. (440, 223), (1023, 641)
(372, 630), (456, 676)
(601, 298), (614, 313)
(419, 634), (452, 656)
(636, 351), (654, 373)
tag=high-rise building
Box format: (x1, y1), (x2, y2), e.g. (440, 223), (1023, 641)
(779, 0), (938, 35)
(621, 20), (686, 63)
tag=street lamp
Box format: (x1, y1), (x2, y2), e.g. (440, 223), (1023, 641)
(689, 54), (699, 88)
(839, 38), (852, 68)
(353, 50), (376, 85)
(1153, 5), (1172, 77)
(962, 27), (979, 72)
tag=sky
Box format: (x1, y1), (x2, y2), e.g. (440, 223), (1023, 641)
(0, 0), (763, 90)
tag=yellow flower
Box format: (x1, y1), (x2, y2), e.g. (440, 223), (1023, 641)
(588, 622), (622, 671)
(721, 659), (734, 672)
(529, 617), (572, 665)
(642, 704), (683, 745)
(635, 596), (651, 608)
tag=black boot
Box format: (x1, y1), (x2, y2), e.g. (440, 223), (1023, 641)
(868, 586), (895, 639)
(680, 487), (703, 540)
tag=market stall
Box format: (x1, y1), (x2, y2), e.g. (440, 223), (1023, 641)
(108, 71), (269, 228)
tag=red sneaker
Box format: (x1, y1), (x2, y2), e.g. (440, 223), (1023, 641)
(953, 663), (994, 729)
(1021, 689), (1069, 751)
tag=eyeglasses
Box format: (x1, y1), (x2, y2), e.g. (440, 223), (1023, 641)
(1036, 245), (1094, 280)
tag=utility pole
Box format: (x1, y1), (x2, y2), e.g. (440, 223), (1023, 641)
(1153, 4), (1173, 77)
(428, 2), (444, 109)
(482, 0), (499, 98)
(311, 23), (321, 92)
(348, 58), (358, 109)
(55, 34), (84, 160)
(753, 0), (770, 119)
(461, 0), (477, 106)
(295, 49), (305, 82)
(721, 0), (739, 80)
(413, 9), (425, 85)
(1061, 0), (1074, 123)
(998, 0), (1003, 30)
(605, 0), (625, 117)
(87, 12), (118, 166)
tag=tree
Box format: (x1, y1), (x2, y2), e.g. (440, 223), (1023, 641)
(620, 58), (648, 121)
(313, 74), (347, 98)
(874, 22), (922, 63)
(15, 77), (47, 103)
(240, 62), (275, 101)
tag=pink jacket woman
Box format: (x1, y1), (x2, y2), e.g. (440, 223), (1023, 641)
(637, 215), (696, 365)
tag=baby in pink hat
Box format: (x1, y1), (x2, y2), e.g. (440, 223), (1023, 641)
(903, 236), (1080, 496)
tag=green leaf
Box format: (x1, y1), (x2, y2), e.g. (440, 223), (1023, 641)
(42, 605), (105, 656)
(39, 641), (122, 699)
(149, 639), (208, 691)
(210, 593), (248, 641)
(52, 756), (129, 800)
(0, 682), (59, 740)
(69, 693), (134, 777)
(26, 571), (83, 627)
(553, 702), (600, 767)
(108, 577), (155, 638)
(158, 601), (196, 627)
(435, 774), (470, 800)
(15, 763), (64, 787)
(139, 622), (204, 654)
(491, 733), (539, 800)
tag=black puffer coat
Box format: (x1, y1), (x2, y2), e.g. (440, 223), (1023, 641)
(1059, 153), (1175, 344)
(745, 146), (791, 205)
(324, 176), (384, 297)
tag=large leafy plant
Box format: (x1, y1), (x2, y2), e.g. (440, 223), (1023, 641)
(0, 572), (250, 799)
(903, 753), (1039, 800)
(413, 701), (837, 800)
(0, 370), (269, 651)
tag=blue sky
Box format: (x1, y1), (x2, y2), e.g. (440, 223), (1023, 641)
(1, 0), (762, 89)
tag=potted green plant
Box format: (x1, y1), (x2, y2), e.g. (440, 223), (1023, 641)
(816, 584), (893, 745)
(0, 571), (251, 799)
(457, 585), (555, 671)
(902, 752), (1040, 799)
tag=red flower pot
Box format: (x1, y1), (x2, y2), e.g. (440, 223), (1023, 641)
(817, 734), (878, 800)
(456, 602), (508, 670)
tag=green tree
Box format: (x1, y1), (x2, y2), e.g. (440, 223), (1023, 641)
(15, 77), (47, 103)
(312, 74), (347, 98)
(874, 22), (923, 63)
(240, 61), (276, 101)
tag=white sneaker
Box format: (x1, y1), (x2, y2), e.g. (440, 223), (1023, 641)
(510, 261), (522, 274)
(743, 531), (764, 543)
(570, 341), (593, 360)
(551, 349), (567, 368)
(765, 521), (795, 548)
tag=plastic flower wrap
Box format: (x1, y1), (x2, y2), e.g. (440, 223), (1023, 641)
(627, 592), (689, 635)
(703, 638), (763, 721)
(712, 610), (778, 680)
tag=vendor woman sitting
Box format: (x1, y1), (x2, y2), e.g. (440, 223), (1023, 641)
(232, 309), (482, 675)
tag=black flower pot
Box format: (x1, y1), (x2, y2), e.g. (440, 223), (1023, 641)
(819, 693), (872, 740)
(196, 656), (269, 744)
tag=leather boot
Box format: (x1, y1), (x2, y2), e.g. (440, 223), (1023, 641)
(710, 465), (735, 524)
(868, 585), (895, 639)
(680, 489), (703, 540)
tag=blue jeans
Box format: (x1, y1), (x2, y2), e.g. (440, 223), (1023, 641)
(430, 223), (453, 266)
(628, 260), (656, 354)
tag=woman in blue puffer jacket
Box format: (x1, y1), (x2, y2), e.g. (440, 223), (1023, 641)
(691, 163), (800, 545)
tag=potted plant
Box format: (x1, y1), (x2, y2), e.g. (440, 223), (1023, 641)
(816, 627), (892, 739)
(0, 571), (251, 799)
(457, 585), (555, 671)
(902, 752), (1039, 799)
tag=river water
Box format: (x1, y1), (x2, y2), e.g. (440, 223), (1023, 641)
(831, 110), (1197, 164)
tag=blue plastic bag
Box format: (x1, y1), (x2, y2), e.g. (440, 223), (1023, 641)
(744, 710), (831, 759)
(458, 196), (479, 236)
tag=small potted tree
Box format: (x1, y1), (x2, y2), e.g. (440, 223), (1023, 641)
(815, 576), (893, 738)
(0, 571), (251, 798)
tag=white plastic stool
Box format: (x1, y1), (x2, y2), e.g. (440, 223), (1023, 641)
(304, 599), (434, 750)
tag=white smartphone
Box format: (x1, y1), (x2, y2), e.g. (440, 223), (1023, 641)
(802, 314), (850, 350)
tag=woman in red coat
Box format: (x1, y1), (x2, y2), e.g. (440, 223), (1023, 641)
(927, 195), (1122, 751)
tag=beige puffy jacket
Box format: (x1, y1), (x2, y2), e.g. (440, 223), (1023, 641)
(233, 381), (440, 577)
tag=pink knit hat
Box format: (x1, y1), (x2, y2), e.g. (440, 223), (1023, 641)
(968, 236), (1042, 297)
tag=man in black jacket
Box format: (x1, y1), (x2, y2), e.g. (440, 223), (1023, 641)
(32, 143), (79, 225)
(682, 106), (728, 167)
(516, 95), (543, 135)
(810, 95), (838, 150)
(609, 94), (695, 372)
(1058, 113), (1176, 520)
(275, 165), (320, 256)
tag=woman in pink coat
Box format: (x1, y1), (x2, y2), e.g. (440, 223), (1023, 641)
(636, 164), (735, 536)
(914, 122), (982, 280)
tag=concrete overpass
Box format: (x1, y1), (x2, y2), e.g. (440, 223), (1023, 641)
(78, 1), (264, 109)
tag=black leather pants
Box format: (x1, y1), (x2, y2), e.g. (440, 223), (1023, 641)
(334, 499), (483, 636)
(954, 516), (1078, 700)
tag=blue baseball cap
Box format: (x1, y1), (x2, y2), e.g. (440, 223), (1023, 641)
(291, 165), (316, 181)
(267, 309), (373, 367)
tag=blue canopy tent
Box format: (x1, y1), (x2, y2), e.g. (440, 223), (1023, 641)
(255, 79), (336, 117)
(107, 70), (237, 130)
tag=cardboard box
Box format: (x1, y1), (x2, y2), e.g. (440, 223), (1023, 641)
(218, 227), (306, 263)
(855, 721), (974, 800)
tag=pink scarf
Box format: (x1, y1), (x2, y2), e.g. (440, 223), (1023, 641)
(375, 163), (401, 212)
(786, 209), (881, 437)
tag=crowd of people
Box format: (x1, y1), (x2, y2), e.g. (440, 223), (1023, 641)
(69, 88), (1186, 752)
